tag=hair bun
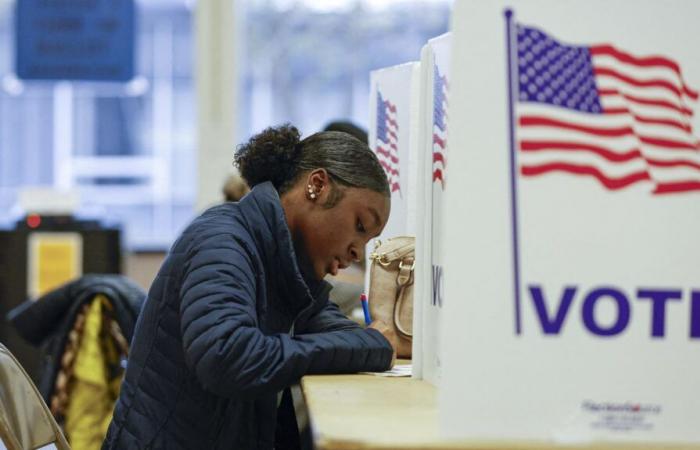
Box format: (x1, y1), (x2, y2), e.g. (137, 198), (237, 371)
(234, 124), (301, 190)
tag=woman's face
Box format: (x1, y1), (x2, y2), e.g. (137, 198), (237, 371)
(291, 172), (390, 280)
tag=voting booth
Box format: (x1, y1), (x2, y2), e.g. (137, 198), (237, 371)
(439, 0), (700, 444)
(413, 33), (452, 385)
(368, 62), (422, 240)
(366, 63), (422, 349)
(368, 39), (454, 385)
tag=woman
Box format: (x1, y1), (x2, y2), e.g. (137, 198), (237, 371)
(103, 125), (397, 449)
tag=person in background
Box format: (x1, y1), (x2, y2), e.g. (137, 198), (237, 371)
(323, 120), (368, 145)
(102, 124), (397, 450)
(222, 172), (250, 202)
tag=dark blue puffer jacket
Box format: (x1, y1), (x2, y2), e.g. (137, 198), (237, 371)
(102, 182), (393, 449)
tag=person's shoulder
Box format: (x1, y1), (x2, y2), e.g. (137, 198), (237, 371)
(178, 202), (250, 249)
(195, 202), (242, 226)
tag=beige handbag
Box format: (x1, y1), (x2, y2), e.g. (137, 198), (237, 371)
(368, 236), (415, 358)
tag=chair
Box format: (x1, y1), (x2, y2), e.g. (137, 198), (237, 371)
(0, 343), (70, 450)
(7, 275), (145, 450)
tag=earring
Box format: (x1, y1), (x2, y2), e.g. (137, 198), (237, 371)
(307, 184), (317, 200)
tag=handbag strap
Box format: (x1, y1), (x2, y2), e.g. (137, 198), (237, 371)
(393, 256), (414, 338)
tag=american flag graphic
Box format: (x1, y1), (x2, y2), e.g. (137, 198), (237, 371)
(376, 91), (401, 193)
(433, 65), (449, 188)
(515, 24), (700, 194)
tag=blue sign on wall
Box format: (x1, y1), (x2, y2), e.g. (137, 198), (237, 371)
(15, 0), (135, 81)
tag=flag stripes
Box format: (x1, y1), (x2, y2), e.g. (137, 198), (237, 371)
(515, 24), (700, 195)
(433, 64), (449, 187)
(376, 91), (401, 193)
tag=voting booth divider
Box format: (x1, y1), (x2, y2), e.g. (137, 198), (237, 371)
(366, 62), (423, 355)
(368, 0), (700, 445)
(414, 33), (452, 385)
(439, 0), (700, 445)
(367, 36), (452, 385)
(368, 62), (422, 241)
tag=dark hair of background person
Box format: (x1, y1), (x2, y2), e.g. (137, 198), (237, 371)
(322, 120), (368, 144)
(234, 124), (389, 208)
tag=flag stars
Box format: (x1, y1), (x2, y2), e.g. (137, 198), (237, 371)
(517, 26), (602, 114)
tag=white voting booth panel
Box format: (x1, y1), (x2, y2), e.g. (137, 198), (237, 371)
(366, 62), (421, 330)
(368, 62), (421, 241)
(414, 33), (451, 385)
(440, 0), (700, 444)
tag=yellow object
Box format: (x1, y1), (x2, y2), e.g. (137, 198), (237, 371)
(64, 295), (122, 450)
(28, 232), (82, 297)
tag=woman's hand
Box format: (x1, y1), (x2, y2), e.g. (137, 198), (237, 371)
(368, 320), (397, 368)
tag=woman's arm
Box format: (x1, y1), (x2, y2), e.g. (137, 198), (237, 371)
(178, 232), (392, 400)
(300, 300), (359, 332)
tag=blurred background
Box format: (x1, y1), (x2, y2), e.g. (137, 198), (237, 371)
(0, 0), (448, 269)
(0, 1), (450, 424)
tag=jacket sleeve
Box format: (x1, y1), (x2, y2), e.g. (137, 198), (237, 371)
(300, 300), (360, 333)
(179, 233), (393, 400)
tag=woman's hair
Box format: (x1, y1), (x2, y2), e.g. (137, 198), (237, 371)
(234, 124), (389, 207)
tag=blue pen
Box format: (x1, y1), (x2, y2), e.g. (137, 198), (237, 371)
(360, 293), (372, 325)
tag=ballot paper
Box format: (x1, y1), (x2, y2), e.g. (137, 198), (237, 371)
(363, 364), (412, 377)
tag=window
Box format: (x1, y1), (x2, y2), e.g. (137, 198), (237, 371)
(239, 0), (450, 139)
(0, 0), (449, 250)
(0, 1), (196, 249)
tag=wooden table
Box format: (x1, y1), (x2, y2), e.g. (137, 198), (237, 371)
(298, 371), (700, 450)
